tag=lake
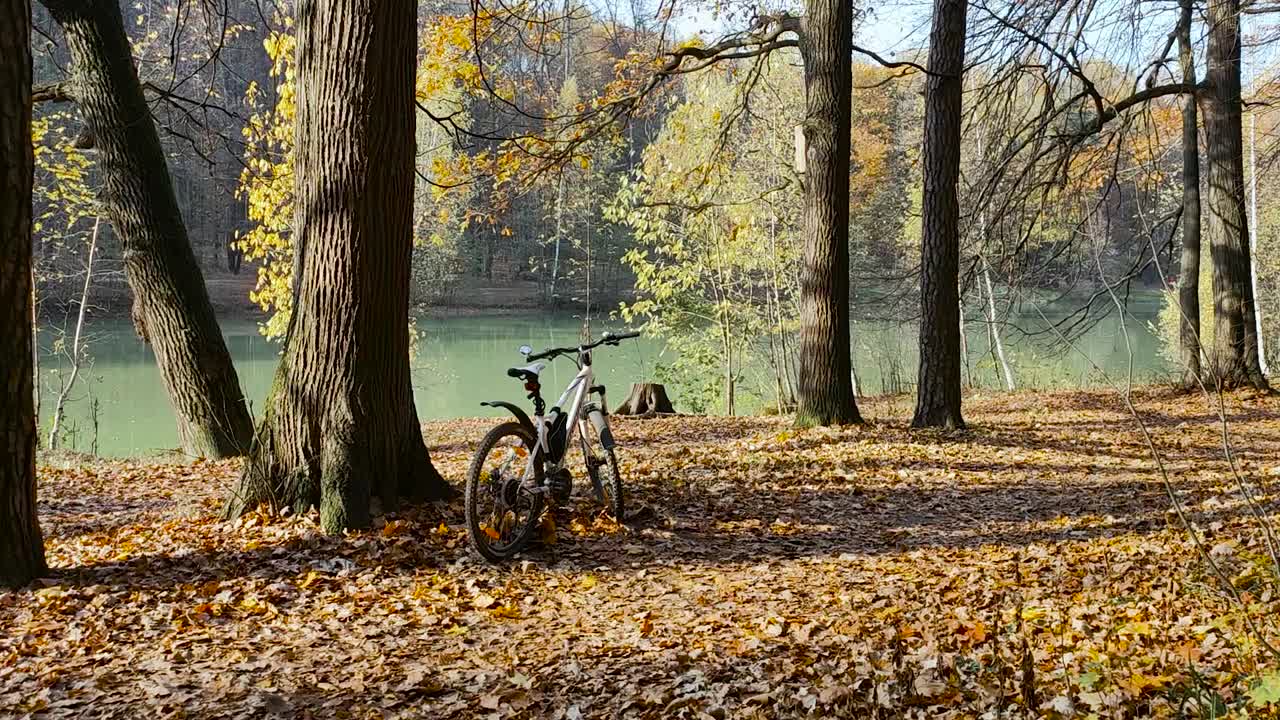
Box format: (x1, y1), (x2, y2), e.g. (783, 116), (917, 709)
(36, 294), (1171, 456)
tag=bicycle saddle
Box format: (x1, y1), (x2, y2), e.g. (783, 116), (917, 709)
(506, 361), (546, 380)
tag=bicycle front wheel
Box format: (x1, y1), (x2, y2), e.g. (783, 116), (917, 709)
(593, 447), (624, 521)
(465, 422), (544, 562)
(584, 413), (624, 520)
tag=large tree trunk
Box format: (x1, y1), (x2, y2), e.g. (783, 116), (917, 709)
(1, 0), (47, 587)
(614, 383), (676, 416)
(1204, 0), (1268, 389)
(38, 0), (254, 457)
(226, 0), (450, 532)
(794, 0), (862, 428)
(912, 0), (967, 430)
(1176, 0), (1203, 387)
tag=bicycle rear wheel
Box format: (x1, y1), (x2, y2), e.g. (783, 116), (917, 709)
(465, 422), (543, 562)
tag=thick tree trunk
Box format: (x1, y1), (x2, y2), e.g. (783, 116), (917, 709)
(1176, 0), (1203, 387)
(1204, 0), (1268, 389)
(1, 0), (47, 586)
(795, 0), (862, 428)
(614, 383), (676, 416)
(38, 0), (254, 457)
(912, 0), (967, 430)
(226, 0), (450, 532)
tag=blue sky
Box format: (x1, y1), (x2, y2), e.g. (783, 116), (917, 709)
(607, 0), (1278, 91)
(665, 2), (931, 56)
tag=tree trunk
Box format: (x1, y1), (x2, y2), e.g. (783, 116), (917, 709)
(959, 293), (972, 388)
(795, 0), (862, 428)
(31, 265), (40, 428)
(50, 216), (100, 449)
(912, 0), (967, 430)
(1249, 111), (1268, 374)
(973, 129), (1014, 393)
(614, 383), (676, 416)
(38, 0), (254, 457)
(226, 0), (450, 533)
(1204, 0), (1268, 389)
(981, 255), (1015, 390)
(1176, 0), (1203, 387)
(1, 0), (47, 586)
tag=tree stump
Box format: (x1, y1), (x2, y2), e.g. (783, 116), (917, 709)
(613, 383), (675, 416)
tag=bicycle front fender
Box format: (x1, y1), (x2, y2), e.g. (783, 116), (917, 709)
(480, 401), (536, 436)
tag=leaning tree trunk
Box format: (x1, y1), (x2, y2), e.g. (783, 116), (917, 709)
(225, 0), (450, 532)
(1204, 0), (1268, 389)
(1, 0), (47, 586)
(1176, 0), (1203, 388)
(38, 0), (254, 457)
(795, 0), (862, 428)
(912, 0), (967, 430)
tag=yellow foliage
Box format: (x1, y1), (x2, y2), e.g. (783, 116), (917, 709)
(31, 112), (98, 241)
(236, 16), (492, 338)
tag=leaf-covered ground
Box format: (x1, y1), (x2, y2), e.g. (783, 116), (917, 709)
(7, 388), (1280, 718)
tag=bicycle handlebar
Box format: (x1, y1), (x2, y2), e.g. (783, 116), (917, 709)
(525, 331), (640, 361)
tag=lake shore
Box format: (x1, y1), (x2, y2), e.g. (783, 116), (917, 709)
(36, 268), (606, 323)
(9, 387), (1280, 717)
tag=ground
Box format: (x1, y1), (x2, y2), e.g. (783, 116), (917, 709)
(6, 389), (1280, 718)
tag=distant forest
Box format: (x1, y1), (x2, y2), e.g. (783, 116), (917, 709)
(32, 0), (1267, 324)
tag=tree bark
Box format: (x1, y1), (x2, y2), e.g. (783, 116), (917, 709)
(795, 0), (862, 427)
(614, 383), (675, 416)
(1204, 0), (1268, 389)
(1, 0), (47, 586)
(37, 0), (254, 457)
(1176, 0), (1203, 387)
(912, 0), (967, 430)
(226, 0), (450, 532)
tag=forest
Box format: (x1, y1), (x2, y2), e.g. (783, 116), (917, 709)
(8, 0), (1280, 716)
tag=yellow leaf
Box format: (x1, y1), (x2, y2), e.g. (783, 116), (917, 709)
(539, 513), (557, 544)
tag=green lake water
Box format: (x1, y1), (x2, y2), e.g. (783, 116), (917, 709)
(36, 295), (1171, 457)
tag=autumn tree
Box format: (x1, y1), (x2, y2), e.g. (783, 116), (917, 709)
(1203, 0), (1266, 388)
(912, 0), (967, 429)
(461, 2), (888, 424)
(237, 12), (529, 336)
(35, 0), (254, 457)
(794, 0), (862, 427)
(225, 0), (451, 531)
(611, 62), (803, 415)
(1, 0), (46, 586)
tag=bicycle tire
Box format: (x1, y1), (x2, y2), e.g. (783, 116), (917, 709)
(465, 422), (544, 562)
(584, 417), (624, 520)
(597, 447), (624, 521)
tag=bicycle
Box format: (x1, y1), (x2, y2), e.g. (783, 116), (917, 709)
(464, 330), (640, 562)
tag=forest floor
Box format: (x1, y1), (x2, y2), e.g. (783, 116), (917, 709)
(7, 389), (1280, 718)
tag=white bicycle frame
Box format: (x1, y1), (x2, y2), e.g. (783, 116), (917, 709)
(519, 355), (610, 489)
(538, 362), (592, 462)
